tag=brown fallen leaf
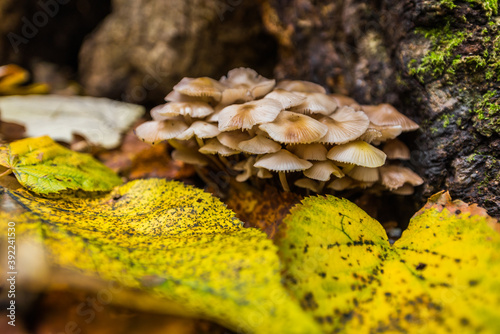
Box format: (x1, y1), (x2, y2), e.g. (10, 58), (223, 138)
(129, 142), (195, 181)
(0, 120), (26, 142)
(98, 126), (152, 175)
(225, 184), (302, 239)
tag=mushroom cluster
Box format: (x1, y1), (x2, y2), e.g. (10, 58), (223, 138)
(135, 68), (423, 194)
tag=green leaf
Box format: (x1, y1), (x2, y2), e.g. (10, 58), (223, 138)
(0, 136), (122, 194)
(278, 194), (500, 333)
(0, 179), (320, 334)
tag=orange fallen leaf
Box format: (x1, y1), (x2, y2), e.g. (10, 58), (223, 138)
(413, 190), (499, 232)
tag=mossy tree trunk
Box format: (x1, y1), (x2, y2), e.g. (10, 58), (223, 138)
(262, 0), (499, 218)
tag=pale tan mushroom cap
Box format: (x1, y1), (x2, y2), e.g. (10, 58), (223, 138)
(329, 94), (361, 109)
(327, 140), (387, 167)
(238, 135), (281, 154)
(327, 176), (357, 191)
(319, 106), (370, 144)
(165, 90), (208, 103)
(173, 77), (225, 101)
(176, 121), (220, 140)
(358, 128), (383, 143)
(199, 138), (241, 156)
(234, 156), (256, 182)
(383, 139), (411, 160)
(379, 165), (424, 190)
(347, 166), (380, 182)
(150, 105), (179, 121)
(259, 111), (328, 144)
(135, 120), (188, 145)
(218, 98), (283, 131)
(171, 149), (208, 166)
(370, 124), (403, 144)
(277, 80), (327, 94)
(287, 143), (327, 161)
(304, 160), (344, 181)
(362, 104), (419, 131)
(391, 184), (415, 195)
(219, 68), (276, 104)
(257, 168), (273, 179)
(294, 178), (322, 192)
(290, 92), (338, 115)
(155, 101), (214, 118)
(217, 131), (252, 150)
(264, 88), (306, 109)
(254, 149), (312, 172)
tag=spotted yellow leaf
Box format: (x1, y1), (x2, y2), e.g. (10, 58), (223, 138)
(0, 136), (122, 194)
(0, 179), (320, 334)
(278, 194), (500, 333)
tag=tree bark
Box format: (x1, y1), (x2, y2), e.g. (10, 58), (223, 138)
(262, 0), (500, 218)
(79, 0), (277, 105)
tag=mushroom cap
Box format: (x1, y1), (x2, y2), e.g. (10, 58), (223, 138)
(218, 98), (283, 131)
(304, 160), (344, 181)
(370, 124), (403, 144)
(329, 94), (361, 109)
(264, 88), (306, 109)
(289, 92), (338, 115)
(358, 128), (383, 143)
(259, 111), (328, 144)
(379, 165), (423, 190)
(134, 120), (188, 145)
(277, 80), (327, 94)
(327, 176), (356, 191)
(219, 68), (276, 104)
(217, 130), (252, 150)
(287, 143), (327, 161)
(155, 101), (214, 118)
(205, 104), (225, 123)
(362, 104), (419, 131)
(382, 139), (411, 160)
(164, 90), (208, 103)
(176, 121), (220, 140)
(173, 77), (225, 101)
(234, 156), (256, 182)
(347, 166), (380, 182)
(171, 148), (208, 166)
(150, 105), (180, 121)
(238, 134), (281, 154)
(199, 138), (241, 156)
(319, 106), (370, 144)
(257, 168), (273, 179)
(391, 183), (415, 195)
(254, 149), (312, 172)
(327, 140), (387, 167)
(294, 178), (322, 192)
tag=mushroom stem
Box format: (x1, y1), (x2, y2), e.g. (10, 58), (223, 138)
(218, 155), (233, 170)
(184, 114), (193, 125)
(207, 155), (226, 171)
(318, 181), (326, 193)
(167, 139), (183, 150)
(0, 168), (13, 179)
(342, 164), (355, 173)
(279, 172), (290, 192)
(195, 136), (205, 148)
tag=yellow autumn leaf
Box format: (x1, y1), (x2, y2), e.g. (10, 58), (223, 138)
(0, 64), (49, 95)
(0, 179), (320, 334)
(0, 136), (122, 194)
(278, 194), (500, 333)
